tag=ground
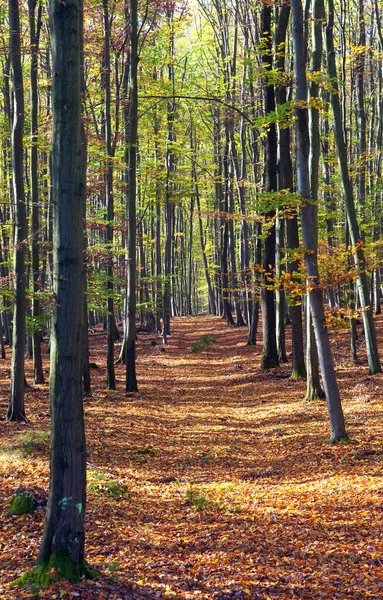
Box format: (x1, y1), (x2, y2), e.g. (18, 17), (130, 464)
(1, 314), (383, 599)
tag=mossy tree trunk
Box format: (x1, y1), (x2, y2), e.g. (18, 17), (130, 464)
(36, 0), (89, 578)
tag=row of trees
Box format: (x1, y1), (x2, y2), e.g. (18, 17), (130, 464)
(2, 0), (383, 581)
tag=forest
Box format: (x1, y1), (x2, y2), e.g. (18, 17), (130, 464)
(1, 0), (383, 597)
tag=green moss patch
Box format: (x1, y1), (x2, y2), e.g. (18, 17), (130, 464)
(11, 551), (98, 587)
(7, 492), (35, 516)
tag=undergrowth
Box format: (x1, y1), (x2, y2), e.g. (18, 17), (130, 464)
(191, 333), (214, 353)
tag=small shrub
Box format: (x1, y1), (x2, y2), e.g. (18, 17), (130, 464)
(191, 334), (214, 353)
(203, 451), (218, 463)
(186, 488), (209, 511)
(88, 471), (129, 499)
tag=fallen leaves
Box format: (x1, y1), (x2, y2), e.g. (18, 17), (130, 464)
(1, 315), (383, 598)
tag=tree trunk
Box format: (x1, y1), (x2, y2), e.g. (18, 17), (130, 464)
(103, 0), (116, 390)
(125, 0), (138, 391)
(28, 0), (44, 385)
(292, 0), (347, 441)
(325, 0), (381, 375)
(260, 3), (278, 369)
(7, 0), (27, 422)
(35, 0), (93, 581)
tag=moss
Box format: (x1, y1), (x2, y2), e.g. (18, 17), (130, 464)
(7, 492), (35, 516)
(260, 357), (279, 370)
(11, 551), (99, 587)
(290, 367), (306, 379)
(329, 435), (351, 444)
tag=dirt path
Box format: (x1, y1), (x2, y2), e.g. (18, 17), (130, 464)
(1, 315), (383, 598)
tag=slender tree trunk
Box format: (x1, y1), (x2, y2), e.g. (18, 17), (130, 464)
(162, 8), (176, 342)
(103, 0), (116, 389)
(28, 0), (44, 384)
(305, 0), (325, 396)
(356, 0), (366, 232)
(7, 0), (27, 422)
(292, 0), (347, 441)
(260, 3), (278, 369)
(125, 0), (138, 391)
(154, 119), (162, 331)
(325, 0), (381, 375)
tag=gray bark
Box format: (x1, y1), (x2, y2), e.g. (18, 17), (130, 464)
(125, 0), (138, 391)
(28, 0), (44, 385)
(38, 0), (87, 570)
(325, 0), (381, 374)
(292, 0), (347, 441)
(7, 0), (27, 422)
(103, 0), (116, 390)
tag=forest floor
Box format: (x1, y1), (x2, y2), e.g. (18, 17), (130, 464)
(1, 314), (383, 599)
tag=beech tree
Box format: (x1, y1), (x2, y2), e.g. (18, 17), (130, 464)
(21, 0), (94, 582)
(291, 0), (347, 441)
(7, 0), (27, 422)
(324, 0), (381, 375)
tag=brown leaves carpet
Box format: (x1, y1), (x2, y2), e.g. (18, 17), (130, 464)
(1, 315), (383, 599)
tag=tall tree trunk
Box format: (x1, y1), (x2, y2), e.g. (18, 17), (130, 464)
(325, 0), (381, 375)
(35, 0), (92, 580)
(292, 0), (347, 441)
(305, 0), (325, 397)
(162, 8), (176, 342)
(125, 0), (138, 391)
(260, 3), (278, 369)
(28, 0), (44, 384)
(103, 0), (116, 389)
(7, 0), (27, 422)
(356, 0), (366, 232)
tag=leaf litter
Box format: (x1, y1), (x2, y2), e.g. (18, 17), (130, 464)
(1, 315), (383, 598)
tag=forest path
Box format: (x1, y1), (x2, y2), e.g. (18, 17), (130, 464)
(1, 314), (383, 598)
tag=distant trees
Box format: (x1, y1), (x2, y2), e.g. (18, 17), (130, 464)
(3, 0), (383, 440)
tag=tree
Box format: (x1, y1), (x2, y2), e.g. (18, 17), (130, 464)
(102, 0), (116, 390)
(260, 2), (278, 370)
(291, 0), (347, 442)
(125, 0), (138, 391)
(324, 0), (381, 375)
(28, 0), (44, 385)
(7, 0), (27, 422)
(19, 0), (95, 582)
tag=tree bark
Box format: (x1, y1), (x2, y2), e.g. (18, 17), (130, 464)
(103, 0), (116, 390)
(36, 0), (91, 580)
(28, 0), (44, 385)
(325, 0), (381, 375)
(292, 0), (347, 441)
(7, 0), (27, 422)
(125, 0), (138, 391)
(260, 3), (278, 369)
